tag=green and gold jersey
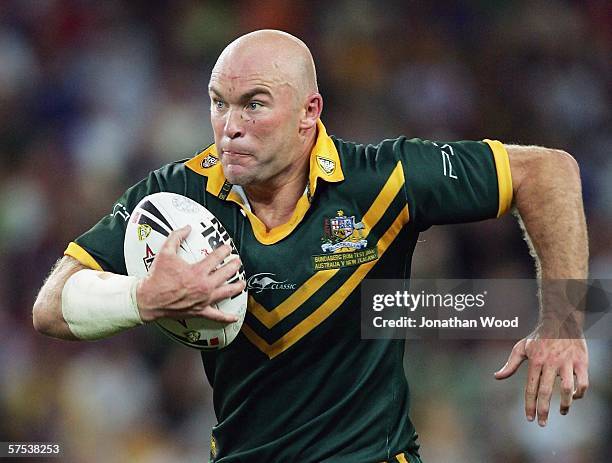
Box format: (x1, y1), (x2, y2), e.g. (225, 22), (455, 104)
(65, 121), (512, 463)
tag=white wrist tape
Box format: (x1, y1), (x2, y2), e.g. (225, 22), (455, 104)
(61, 269), (143, 340)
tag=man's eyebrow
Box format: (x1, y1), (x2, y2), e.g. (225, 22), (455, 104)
(241, 88), (272, 100)
(208, 86), (272, 101)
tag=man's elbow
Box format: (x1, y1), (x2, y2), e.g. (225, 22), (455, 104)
(32, 297), (76, 340)
(508, 145), (582, 199)
(531, 147), (579, 171)
(32, 298), (55, 335)
(553, 149), (580, 177)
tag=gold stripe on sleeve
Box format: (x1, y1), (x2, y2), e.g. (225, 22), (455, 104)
(64, 242), (103, 271)
(396, 453), (409, 463)
(484, 139), (513, 217)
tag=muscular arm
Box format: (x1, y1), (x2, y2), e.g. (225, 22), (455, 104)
(495, 145), (589, 426)
(507, 145), (588, 281)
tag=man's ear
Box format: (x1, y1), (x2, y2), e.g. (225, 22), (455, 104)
(299, 93), (323, 130)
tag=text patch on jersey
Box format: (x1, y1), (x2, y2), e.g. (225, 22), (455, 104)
(312, 210), (378, 270)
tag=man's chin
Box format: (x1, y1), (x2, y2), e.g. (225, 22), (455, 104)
(223, 168), (254, 186)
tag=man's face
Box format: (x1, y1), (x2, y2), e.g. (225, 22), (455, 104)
(208, 56), (304, 187)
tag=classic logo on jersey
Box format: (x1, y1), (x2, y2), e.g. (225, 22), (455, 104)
(316, 156), (336, 175)
(312, 210), (378, 270)
(137, 224), (152, 241)
(201, 154), (218, 168)
(143, 243), (156, 271)
(246, 273), (297, 293)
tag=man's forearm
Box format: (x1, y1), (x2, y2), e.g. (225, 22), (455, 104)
(33, 256), (144, 341)
(509, 145), (588, 335)
(512, 146), (588, 279)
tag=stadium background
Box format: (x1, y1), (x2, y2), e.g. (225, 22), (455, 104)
(0, 1), (610, 461)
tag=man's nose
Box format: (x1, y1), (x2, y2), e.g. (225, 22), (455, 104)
(224, 108), (244, 139)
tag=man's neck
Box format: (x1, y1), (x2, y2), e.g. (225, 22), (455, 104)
(244, 129), (316, 230)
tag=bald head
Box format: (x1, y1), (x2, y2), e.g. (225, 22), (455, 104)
(208, 30), (323, 189)
(211, 30), (318, 102)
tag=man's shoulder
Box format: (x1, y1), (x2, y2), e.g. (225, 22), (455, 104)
(330, 134), (430, 160)
(144, 144), (217, 186)
(121, 145), (218, 203)
(329, 134), (429, 176)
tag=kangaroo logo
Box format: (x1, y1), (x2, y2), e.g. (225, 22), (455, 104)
(246, 273), (297, 293)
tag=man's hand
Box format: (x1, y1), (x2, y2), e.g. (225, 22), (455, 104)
(494, 335), (589, 426)
(136, 225), (245, 324)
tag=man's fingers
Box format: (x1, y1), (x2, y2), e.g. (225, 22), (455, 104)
(573, 364), (589, 399)
(196, 244), (233, 272)
(524, 360), (542, 422)
(536, 365), (556, 426)
(159, 305), (238, 323)
(559, 364), (574, 415)
(208, 280), (246, 307)
(160, 225), (192, 254)
(207, 257), (242, 287)
(195, 304), (240, 323)
(494, 339), (527, 380)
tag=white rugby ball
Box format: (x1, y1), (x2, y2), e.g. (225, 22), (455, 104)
(123, 192), (247, 349)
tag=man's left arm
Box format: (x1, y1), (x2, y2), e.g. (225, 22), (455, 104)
(494, 145), (589, 426)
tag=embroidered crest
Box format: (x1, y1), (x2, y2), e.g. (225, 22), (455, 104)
(322, 210), (367, 252)
(202, 154), (218, 168)
(312, 210), (378, 270)
(316, 156), (335, 175)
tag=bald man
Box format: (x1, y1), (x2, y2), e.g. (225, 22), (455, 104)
(34, 30), (589, 463)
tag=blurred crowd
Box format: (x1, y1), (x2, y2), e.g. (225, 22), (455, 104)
(0, 1), (610, 462)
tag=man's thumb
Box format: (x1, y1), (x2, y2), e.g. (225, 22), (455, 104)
(494, 339), (527, 380)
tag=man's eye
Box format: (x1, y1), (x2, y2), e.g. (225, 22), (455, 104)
(214, 100), (226, 109)
(247, 102), (262, 110)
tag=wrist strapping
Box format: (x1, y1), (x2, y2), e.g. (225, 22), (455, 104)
(61, 269), (143, 340)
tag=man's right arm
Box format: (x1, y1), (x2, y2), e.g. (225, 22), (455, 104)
(32, 256), (86, 340)
(33, 226), (245, 341)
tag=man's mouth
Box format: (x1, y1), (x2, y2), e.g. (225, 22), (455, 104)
(221, 150), (252, 167)
(222, 150), (251, 157)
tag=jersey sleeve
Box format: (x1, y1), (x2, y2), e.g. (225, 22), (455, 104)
(390, 137), (512, 231)
(64, 161), (192, 274)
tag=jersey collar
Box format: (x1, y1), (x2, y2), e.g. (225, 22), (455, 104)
(185, 119), (344, 200)
(185, 120), (343, 244)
